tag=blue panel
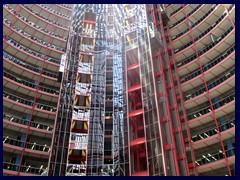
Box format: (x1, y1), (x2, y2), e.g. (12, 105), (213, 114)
(208, 82), (216, 89)
(24, 114), (31, 125)
(226, 139), (234, 156)
(26, 114), (31, 121)
(212, 97), (233, 152)
(213, 97), (220, 109)
(20, 133), (26, 147)
(219, 117), (227, 131)
(15, 132), (26, 169)
(203, 63), (209, 71)
(15, 154), (21, 165)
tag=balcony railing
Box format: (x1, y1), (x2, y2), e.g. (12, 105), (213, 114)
(228, 4), (234, 11)
(4, 4), (66, 40)
(185, 68), (235, 100)
(3, 71), (59, 95)
(177, 26), (234, 68)
(40, 4), (71, 19)
(169, 5), (184, 16)
(3, 17), (65, 52)
(200, 26), (233, 54)
(3, 162), (46, 175)
(3, 52), (58, 79)
(192, 119), (235, 142)
(3, 136), (50, 152)
(174, 24), (233, 53)
(195, 147), (235, 166)
(187, 93), (235, 120)
(23, 4), (69, 29)
(170, 4), (202, 28)
(3, 91), (57, 112)
(175, 11), (228, 53)
(181, 45), (235, 83)
(172, 4), (217, 40)
(4, 114), (53, 132)
(4, 35), (60, 64)
(59, 4), (73, 10)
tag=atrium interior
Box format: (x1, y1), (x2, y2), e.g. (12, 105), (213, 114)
(3, 4), (235, 176)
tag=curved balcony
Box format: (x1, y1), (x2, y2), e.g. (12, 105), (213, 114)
(180, 45), (234, 83)
(187, 93), (235, 121)
(188, 102), (235, 129)
(165, 4), (171, 8)
(3, 4), (66, 46)
(22, 4), (71, 30)
(3, 35), (60, 64)
(169, 4), (201, 27)
(176, 25), (234, 63)
(229, 5), (235, 22)
(59, 4), (73, 10)
(23, 4), (69, 28)
(43, 4), (73, 18)
(56, 4), (73, 14)
(192, 119), (235, 142)
(166, 4), (182, 15)
(3, 18), (65, 55)
(171, 4), (223, 39)
(176, 25), (234, 68)
(3, 136), (50, 156)
(3, 36), (60, 72)
(174, 14), (230, 54)
(4, 4), (67, 41)
(3, 22), (64, 60)
(184, 68), (235, 105)
(172, 4), (222, 41)
(170, 4), (202, 28)
(38, 4), (71, 20)
(4, 114), (53, 136)
(3, 162), (46, 176)
(168, 5), (185, 17)
(174, 12), (232, 57)
(3, 78), (58, 105)
(181, 58), (235, 98)
(3, 52), (58, 82)
(191, 119), (235, 149)
(196, 147), (235, 173)
(3, 91), (57, 119)
(19, 4), (69, 37)
(3, 71), (59, 100)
